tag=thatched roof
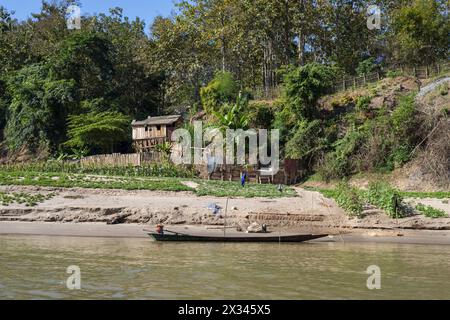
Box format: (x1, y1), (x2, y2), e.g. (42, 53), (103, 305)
(132, 115), (182, 127)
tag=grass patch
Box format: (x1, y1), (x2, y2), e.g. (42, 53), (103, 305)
(195, 180), (297, 198)
(305, 182), (408, 218)
(0, 170), (296, 198)
(304, 184), (364, 217)
(400, 191), (450, 199)
(415, 204), (448, 218)
(0, 171), (193, 192)
(0, 192), (56, 207)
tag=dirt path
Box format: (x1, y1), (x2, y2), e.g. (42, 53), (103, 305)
(417, 76), (450, 98)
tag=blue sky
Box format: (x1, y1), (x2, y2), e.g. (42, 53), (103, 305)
(1, 0), (177, 25)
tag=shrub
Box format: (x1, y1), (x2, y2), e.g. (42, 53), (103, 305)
(355, 95), (372, 112)
(64, 111), (130, 154)
(365, 182), (405, 218)
(391, 93), (417, 136)
(356, 58), (378, 76)
(247, 102), (274, 129)
(415, 204), (447, 218)
(285, 119), (322, 160)
(386, 70), (403, 78)
(200, 71), (238, 112)
(439, 83), (448, 96)
(281, 63), (337, 119)
(333, 182), (364, 217)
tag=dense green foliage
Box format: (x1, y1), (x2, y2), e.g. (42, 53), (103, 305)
(65, 112), (130, 154)
(285, 119), (322, 160)
(310, 181), (411, 218)
(391, 0), (449, 65)
(5, 64), (76, 153)
(333, 182), (365, 217)
(0, 3), (163, 157)
(0, 0), (448, 184)
(200, 72), (239, 112)
(365, 182), (406, 218)
(356, 58), (379, 76)
(280, 63), (337, 119)
(316, 92), (421, 180)
(212, 93), (250, 130)
(0, 162), (196, 178)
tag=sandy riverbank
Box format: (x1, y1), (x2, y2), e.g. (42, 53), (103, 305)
(2, 221), (450, 245)
(1, 185), (449, 235)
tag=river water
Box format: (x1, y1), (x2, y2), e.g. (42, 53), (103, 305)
(1, 235), (449, 299)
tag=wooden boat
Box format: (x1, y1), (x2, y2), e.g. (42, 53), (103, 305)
(146, 229), (328, 243)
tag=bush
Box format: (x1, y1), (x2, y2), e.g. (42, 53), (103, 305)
(439, 83), (448, 96)
(200, 71), (238, 112)
(285, 119), (322, 160)
(365, 182), (405, 218)
(386, 70), (403, 78)
(333, 182), (364, 217)
(281, 63), (337, 119)
(64, 111), (130, 154)
(247, 102), (274, 129)
(355, 95), (372, 112)
(415, 203), (447, 218)
(356, 58), (378, 76)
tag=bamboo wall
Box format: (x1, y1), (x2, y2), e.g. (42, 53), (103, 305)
(80, 152), (163, 167)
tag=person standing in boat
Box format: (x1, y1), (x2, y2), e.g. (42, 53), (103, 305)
(156, 224), (164, 235)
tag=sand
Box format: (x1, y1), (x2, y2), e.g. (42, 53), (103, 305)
(2, 221), (450, 245)
(0, 185), (449, 234)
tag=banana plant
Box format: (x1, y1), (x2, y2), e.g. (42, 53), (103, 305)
(155, 141), (173, 158)
(212, 92), (250, 130)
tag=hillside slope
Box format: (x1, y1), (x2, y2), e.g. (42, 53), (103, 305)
(306, 74), (450, 191)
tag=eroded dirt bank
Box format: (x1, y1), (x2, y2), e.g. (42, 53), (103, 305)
(1, 186), (449, 232)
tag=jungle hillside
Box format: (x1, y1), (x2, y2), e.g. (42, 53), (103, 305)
(0, 0), (449, 188)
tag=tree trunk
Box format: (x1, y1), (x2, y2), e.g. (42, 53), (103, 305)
(297, 0), (306, 66)
(263, 39), (275, 97)
(221, 38), (226, 72)
(283, 0), (292, 65)
(220, 12), (227, 72)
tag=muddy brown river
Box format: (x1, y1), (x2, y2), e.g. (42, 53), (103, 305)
(1, 235), (450, 299)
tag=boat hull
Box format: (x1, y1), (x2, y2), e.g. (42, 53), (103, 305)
(147, 232), (328, 243)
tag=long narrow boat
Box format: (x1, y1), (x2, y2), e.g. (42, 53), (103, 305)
(146, 230), (328, 243)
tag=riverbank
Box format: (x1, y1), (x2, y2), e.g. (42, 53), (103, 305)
(2, 222), (450, 245)
(1, 185), (450, 230)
